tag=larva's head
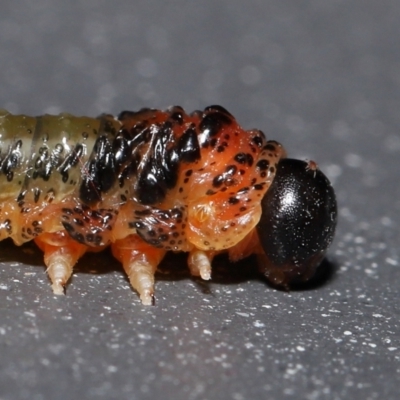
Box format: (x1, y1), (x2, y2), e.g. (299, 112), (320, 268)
(256, 158), (337, 287)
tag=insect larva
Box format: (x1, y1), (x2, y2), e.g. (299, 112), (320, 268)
(0, 106), (337, 305)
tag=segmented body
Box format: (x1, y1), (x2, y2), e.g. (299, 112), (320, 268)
(0, 105), (339, 305)
(0, 106), (284, 253)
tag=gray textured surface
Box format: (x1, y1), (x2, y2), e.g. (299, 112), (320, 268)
(0, 1), (400, 399)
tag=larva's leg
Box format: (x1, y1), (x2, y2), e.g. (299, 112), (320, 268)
(35, 232), (88, 294)
(187, 249), (215, 280)
(111, 235), (166, 305)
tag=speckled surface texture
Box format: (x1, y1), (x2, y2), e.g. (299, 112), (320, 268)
(0, 1), (399, 399)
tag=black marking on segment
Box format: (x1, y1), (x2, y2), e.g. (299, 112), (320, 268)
(131, 206), (187, 249)
(204, 105), (234, 118)
(31, 140), (65, 183)
(61, 206), (117, 247)
(113, 129), (132, 167)
(168, 106), (185, 124)
(18, 116), (42, 202)
(117, 110), (137, 121)
(0, 139), (23, 182)
(98, 114), (118, 137)
(211, 164), (238, 190)
(251, 130), (265, 148)
(199, 108), (232, 140)
(33, 188), (41, 203)
(32, 142), (65, 182)
(177, 126), (201, 163)
(256, 159), (270, 171)
(58, 143), (84, 183)
(133, 121), (180, 205)
(79, 136), (116, 204)
(79, 115), (118, 205)
(234, 152), (254, 166)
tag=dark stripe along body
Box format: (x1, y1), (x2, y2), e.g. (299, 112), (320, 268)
(0, 106), (336, 304)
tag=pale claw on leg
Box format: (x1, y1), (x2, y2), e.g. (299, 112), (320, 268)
(46, 254), (74, 295)
(188, 250), (214, 280)
(124, 260), (156, 306)
(35, 232), (87, 295)
(111, 235), (166, 305)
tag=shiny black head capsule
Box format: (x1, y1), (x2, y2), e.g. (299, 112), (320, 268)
(256, 158), (337, 287)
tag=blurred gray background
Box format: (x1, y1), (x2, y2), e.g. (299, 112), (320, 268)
(0, 1), (399, 399)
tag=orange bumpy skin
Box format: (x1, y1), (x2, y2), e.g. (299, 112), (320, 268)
(0, 106), (285, 304)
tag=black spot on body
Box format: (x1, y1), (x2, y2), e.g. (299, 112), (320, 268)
(17, 190), (27, 206)
(134, 122), (180, 205)
(72, 207), (82, 215)
(4, 219), (12, 234)
(256, 159), (270, 171)
(63, 222), (74, 234)
(79, 136), (116, 205)
(252, 134), (264, 148)
(159, 234), (169, 242)
(234, 152), (253, 166)
(178, 127), (201, 163)
(118, 110), (137, 121)
(34, 188), (41, 203)
(1, 140), (22, 181)
(136, 163), (167, 205)
(73, 218), (84, 227)
(212, 174), (224, 188)
(113, 130), (131, 166)
(135, 209), (152, 216)
(225, 165), (237, 175)
(204, 105), (234, 118)
(58, 143), (84, 183)
(264, 142), (277, 152)
(168, 106), (185, 124)
(199, 110), (232, 139)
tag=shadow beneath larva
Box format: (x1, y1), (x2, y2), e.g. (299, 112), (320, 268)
(157, 253), (339, 295)
(0, 239), (338, 295)
(285, 257), (339, 292)
(0, 239), (122, 277)
(0, 239), (44, 267)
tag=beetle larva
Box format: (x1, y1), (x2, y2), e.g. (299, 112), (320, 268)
(0, 106), (337, 304)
